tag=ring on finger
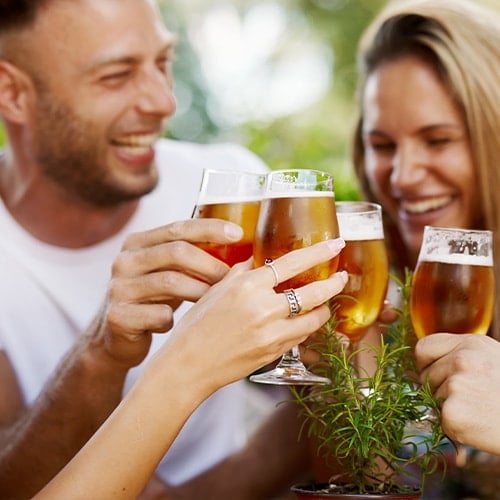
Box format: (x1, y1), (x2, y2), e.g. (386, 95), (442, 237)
(283, 288), (303, 317)
(264, 258), (279, 288)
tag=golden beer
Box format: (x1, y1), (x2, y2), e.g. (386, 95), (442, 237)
(250, 169), (336, 386)
(193, 199), (261, 266)
(410, 226), (495, 339)
(411, 260), (495, 339)
(253, 192), (339, 291)
(333, 239), (389, 342)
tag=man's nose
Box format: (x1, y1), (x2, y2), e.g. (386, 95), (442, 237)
(136, 70), (176, 118)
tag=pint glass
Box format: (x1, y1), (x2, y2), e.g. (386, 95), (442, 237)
(332, 201), (389, 343)
(410, 226), (495, 339)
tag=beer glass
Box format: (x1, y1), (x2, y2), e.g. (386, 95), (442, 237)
(332, 201), (389, 343)
(250, 169), (339, 385)
(192, 169), (265, 266)
(410, 226), (495, 338)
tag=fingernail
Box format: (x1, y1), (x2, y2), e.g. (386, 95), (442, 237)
(326, 238), (345, 251)
(224, 223), (243, 240)
(339, 270), (349, 283)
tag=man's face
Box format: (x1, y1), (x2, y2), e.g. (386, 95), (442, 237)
(21, 0), (177, 205)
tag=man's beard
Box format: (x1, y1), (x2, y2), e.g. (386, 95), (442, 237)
(33, 92), (158, 207)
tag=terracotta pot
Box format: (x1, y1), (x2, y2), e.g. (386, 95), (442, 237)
(291, 483), (421, 500)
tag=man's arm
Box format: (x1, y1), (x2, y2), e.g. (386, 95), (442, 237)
(0, 317), (131, 497)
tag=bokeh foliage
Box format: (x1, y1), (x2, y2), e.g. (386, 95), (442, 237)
(162, 0), (387, 200)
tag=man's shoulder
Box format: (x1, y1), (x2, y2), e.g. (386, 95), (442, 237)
(154, 138), (269, 173)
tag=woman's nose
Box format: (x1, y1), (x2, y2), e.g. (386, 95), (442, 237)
(390, 142), (428, 191)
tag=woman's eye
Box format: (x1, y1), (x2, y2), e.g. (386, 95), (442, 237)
(427, 137), (451, 147)
(370, 142), (395, 152)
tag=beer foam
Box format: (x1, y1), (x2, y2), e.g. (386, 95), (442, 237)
(197, 194), (262, 204)
(338, 218), (384, 241)
(421, 252), (493, 266)
(265, 191), (335, 199)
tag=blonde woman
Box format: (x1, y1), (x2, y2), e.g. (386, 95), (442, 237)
(352, 0), (500, 336)
(351, 0), (500, 496)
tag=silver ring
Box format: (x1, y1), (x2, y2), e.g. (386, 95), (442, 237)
(283, 288), (302, 317)
(264, 258), (279, 287)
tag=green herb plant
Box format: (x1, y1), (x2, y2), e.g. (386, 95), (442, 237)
(291, 270), (447, 495)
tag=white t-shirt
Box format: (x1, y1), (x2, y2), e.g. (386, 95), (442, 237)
(0, 138), (269, 485)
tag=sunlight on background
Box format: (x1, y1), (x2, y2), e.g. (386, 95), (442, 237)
(187, 2), (332, 126)
(160, 0), (379, 196)
(164, 0), (335, 140)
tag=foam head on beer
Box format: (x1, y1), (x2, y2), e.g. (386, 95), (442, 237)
(332, 202), (389, 342)
(410, 226), (495, 338)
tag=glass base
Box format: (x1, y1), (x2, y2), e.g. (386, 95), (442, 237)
(249, 365), (331, 386)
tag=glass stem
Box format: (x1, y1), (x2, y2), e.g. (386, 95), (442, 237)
(277, 346), (303, 368)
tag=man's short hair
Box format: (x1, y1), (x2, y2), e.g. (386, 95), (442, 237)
(0, 0), (49, 32)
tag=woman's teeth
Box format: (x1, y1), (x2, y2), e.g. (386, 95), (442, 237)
(401, 195), (453, 214)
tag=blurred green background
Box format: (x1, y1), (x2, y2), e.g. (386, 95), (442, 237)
(159, 0), (497, 200)
(161, 0), (390, 200)
(0, 0), (497, 201)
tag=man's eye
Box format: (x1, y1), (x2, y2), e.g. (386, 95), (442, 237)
(100, 72), (130, 84)
(157, 55), (174, 75)
(156, 60), (169, 74)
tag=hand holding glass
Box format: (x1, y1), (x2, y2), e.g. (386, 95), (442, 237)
(410, 226), (495, 338)
(192, 169), (265, 266)
(250, 169), (339, 385)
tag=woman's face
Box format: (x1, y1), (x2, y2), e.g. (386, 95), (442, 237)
(361, 55), (477, 264)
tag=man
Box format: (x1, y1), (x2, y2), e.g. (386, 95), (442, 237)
(0, 0), (307, 497)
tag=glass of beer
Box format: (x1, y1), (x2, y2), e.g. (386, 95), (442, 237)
(192, 169), (265, 266)
(332, 201), (389, 343)
(410, 226), (495, 338)
(250, 169), (339, 385)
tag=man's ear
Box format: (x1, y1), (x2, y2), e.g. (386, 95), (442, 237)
(0, 60), (33, 124)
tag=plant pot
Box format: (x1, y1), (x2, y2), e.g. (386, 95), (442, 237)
(307, 435), (393, 485)
(291, 483), (421, 500)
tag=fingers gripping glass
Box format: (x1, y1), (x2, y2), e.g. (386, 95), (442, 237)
(408, 226), (495, 438)
(250, 169), (340, 385)
(192, 168), (265, 266)
(410, 226), (494, 338)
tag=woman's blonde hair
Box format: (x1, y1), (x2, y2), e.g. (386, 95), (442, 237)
(352, 0), (500, 339)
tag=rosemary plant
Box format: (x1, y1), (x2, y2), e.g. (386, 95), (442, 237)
(291, 270), (446, 494)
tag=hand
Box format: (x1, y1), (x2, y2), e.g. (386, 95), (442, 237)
(154, 238), (348, 393)
(415, 333), (500, 454)
(90, 218), (244, 368)
(378, 299), (398, 325)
